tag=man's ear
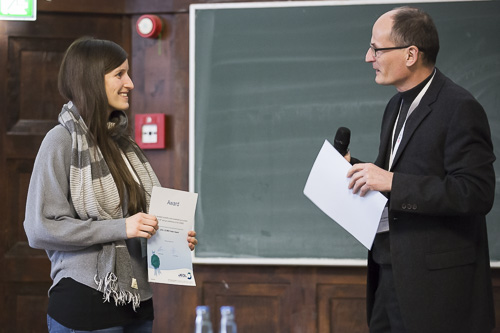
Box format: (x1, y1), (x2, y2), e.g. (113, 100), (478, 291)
(406, 46), (420, 66)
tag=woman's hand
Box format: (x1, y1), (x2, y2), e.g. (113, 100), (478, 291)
(125, 212), (158, 239)
(187, 230), (198, 251)
(126, 213), (197, 250)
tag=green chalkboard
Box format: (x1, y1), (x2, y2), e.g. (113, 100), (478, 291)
(189, 1), (500, 264)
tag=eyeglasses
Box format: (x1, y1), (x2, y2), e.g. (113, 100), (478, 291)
(369, 45), (411, 57)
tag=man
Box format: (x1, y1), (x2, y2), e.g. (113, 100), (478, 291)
(346, 7), (496, 333)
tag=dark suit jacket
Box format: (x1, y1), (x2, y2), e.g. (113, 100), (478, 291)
(366, 68), (496, 333)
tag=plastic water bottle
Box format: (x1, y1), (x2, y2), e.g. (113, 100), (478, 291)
(195, 305), (213, 333)
(219, 306), (237, 333)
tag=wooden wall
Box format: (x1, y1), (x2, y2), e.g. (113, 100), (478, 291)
(0, 0), (499, 332)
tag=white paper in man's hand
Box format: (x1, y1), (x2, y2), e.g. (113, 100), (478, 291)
(303, 140), (387, 250)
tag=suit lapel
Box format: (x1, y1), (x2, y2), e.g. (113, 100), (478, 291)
(389, 69), (445, 170)
(390, 104), (432, 169)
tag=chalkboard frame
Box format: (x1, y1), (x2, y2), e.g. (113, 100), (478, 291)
(189, 0), (500, 266)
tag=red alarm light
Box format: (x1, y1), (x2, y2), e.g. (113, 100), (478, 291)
(136, 15), (163, 38)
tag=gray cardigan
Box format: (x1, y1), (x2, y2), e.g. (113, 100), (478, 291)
(23, 125), (153, 301)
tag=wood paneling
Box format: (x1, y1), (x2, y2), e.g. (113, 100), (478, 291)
(6, 36), (68, 136)
(318, 284), (368, 333)
(1, 282), (50, 333)
(13, 283), (51, 332)
(204, 281), (289, 332)
(37, 0), (126, 14)
(177, 265), (368, 333)
(130, 12), (190, 190)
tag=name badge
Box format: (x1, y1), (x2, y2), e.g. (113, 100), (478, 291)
(377, 207), (389, 233)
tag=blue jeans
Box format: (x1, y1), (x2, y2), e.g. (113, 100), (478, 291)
(47, 315), (153, 333)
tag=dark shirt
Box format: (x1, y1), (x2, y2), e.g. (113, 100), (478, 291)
(400, 70), (434, 106)
(48, 278), (154, 330)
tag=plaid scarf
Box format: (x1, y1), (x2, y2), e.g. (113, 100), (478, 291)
(58, 102), (160, 310)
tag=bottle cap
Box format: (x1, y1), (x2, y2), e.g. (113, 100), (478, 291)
(196, 305), (210, 315)
(220, 306), (235, 315)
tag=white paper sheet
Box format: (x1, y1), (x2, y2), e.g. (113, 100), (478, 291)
(147, 186), (198, 286)
(303, 140), (388, 250)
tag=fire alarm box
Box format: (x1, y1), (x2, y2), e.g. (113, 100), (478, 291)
(135, 113), (166, 149)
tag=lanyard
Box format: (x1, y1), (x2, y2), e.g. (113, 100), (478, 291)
(388, 70), (436, 170)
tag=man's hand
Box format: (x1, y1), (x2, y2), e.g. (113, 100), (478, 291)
(344, 151), (351, 163)
(347, 163), (393, 196)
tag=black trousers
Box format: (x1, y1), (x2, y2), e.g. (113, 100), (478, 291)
(369, 264), (407, 333)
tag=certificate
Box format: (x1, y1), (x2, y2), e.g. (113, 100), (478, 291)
(304, 140), (387, 250)
(147, 186), (198, 286)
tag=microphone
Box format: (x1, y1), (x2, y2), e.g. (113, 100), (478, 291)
(333, 127), (351, 156)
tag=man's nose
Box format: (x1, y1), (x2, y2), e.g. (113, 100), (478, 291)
(365, 48), (375, 63)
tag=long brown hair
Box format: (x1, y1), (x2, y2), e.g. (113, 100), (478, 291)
(58, 37), (146, 216)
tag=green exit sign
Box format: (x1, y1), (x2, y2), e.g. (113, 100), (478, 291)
(0, 0), (36, 21)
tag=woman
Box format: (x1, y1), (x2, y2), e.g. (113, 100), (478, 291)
(23, 37), (197, 332)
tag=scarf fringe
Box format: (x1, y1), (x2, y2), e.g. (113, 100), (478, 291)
(95, 272), (141, 311)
